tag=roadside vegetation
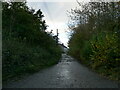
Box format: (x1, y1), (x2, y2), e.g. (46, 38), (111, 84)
(68, 2), (120, 81)
(2, 1), (62, 81)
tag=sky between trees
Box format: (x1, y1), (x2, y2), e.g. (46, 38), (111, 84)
(27, 1), (80, 47)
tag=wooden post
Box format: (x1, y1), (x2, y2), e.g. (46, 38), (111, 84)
(56, 29), (59, 44)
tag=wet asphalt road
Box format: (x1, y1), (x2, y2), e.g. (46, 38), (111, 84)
(3, 54), (119, 88)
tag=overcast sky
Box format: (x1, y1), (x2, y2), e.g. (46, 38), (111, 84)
(26, 0), (88, 47)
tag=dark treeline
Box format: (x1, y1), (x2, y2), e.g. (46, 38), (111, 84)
(68, 2), (120, 81)
(2, 1), (62, 81)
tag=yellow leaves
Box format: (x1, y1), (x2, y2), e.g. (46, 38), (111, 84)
(89, 32), (119, 70)
(106, 34), (109, 41)
(115, 58), (120, 61)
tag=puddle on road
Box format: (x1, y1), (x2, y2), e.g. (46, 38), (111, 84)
(56, 69), (71, 80)
(59, 54), (74, 63)
(56, 54), (73, 80)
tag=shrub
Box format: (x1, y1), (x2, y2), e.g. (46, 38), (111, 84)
(89, 32), (120, 80)
(3, 37), (62, 81)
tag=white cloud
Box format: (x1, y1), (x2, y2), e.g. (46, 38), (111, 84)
(27, 2), (80, 46)
(27, 0), (90, 2)
(27, 0), (76, 2)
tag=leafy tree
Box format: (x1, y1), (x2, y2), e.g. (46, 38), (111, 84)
(68, 2), (120, 81)
(2, 1), (62, 81)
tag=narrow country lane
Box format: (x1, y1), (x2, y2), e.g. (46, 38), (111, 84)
(3, 54), (119, 88)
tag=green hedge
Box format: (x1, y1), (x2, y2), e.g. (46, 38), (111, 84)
(3, 38), (62, 81)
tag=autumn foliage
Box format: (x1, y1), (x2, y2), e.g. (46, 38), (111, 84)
(68, 2), (120, 81)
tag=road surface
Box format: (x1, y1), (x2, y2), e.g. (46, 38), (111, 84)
(3, 54), (119, 88)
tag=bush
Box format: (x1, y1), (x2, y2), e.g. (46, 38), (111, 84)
(81, 40), (93, 65)
(89, 32), (120, 80)
(3, 37), (62, 81)
(2, 2), (62, 81)
(90, 32), (119, 69)
(68, 2), (120, 81)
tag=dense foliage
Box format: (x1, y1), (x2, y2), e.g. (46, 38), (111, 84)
(2, 1), (62, 81)
(68, 2), (120, 81)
